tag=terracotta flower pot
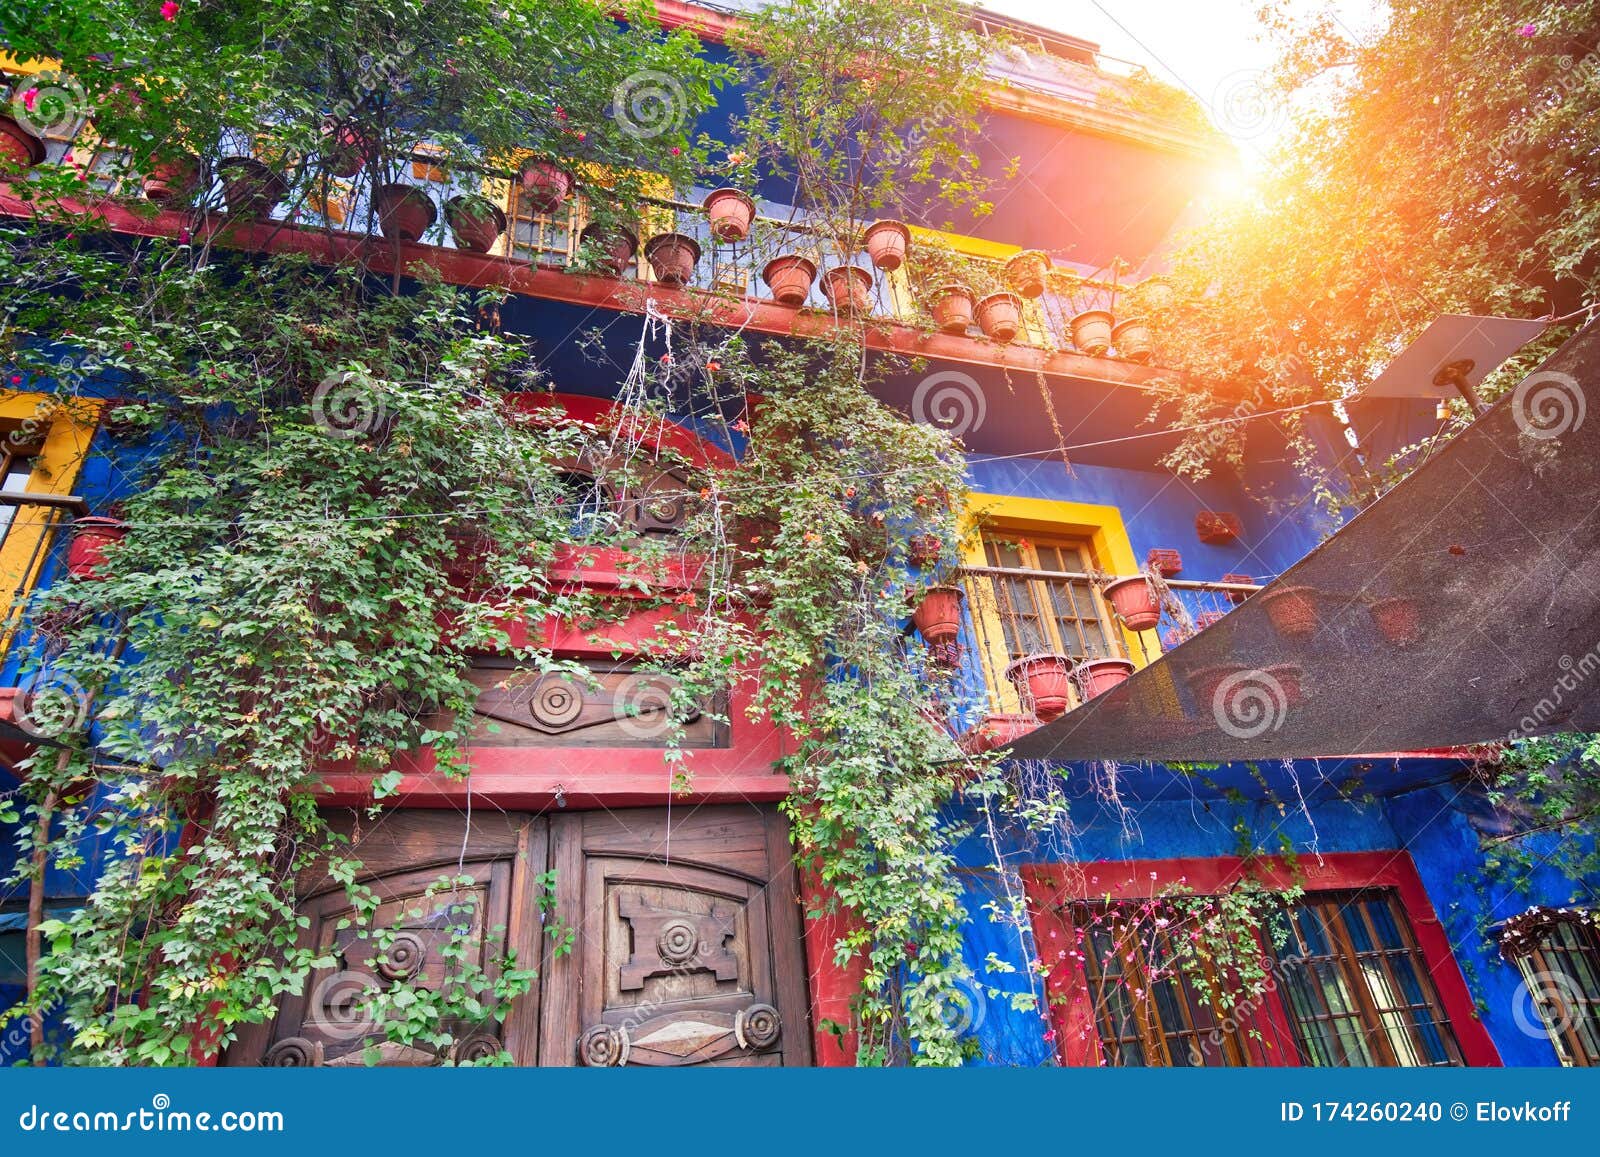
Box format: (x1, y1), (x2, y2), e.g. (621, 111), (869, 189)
(703, 188), (756, 242)
(1003, 250), (1050, 299)
(761, 254), (818, 306)
(929, 284), (975, 335)
(1260, 584), (1320, 639)
(1101, 575), (1161, 632)
(1369, 596), (1420, 648)
(0, 114), (46, 169)
(444, 194), (508, 252)
(374, 183), (436, 242)
(1135, 276), (1174, 312)
(1074, 656), (1135, 700)
(959, 713), (1038, 755)
(974, 291), (1023, 343)
(1265, 663), (1306, 708)
(580, 222), (640, 276)
(67, 515), (129, 580)
(644, 232), (702, 285)
(1005, 653), (1075, 722)
(1184, 663), (1243, 713)
(216, 157), (288, 217)
(520, 160), (572, 213)
(1070, 310), (1115, 356)
(911, 584), (965, 647)
(322, 122), (372, 177)
(142, 155), (200, 205)
(820, 265), (873, 314)
(862, 219), (911, 272)
(1112, 316), (1154, 363)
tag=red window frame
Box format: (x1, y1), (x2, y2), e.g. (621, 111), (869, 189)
(1022, 852), (1501, 1067)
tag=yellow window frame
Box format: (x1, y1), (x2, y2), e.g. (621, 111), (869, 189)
(960, 492), (1163, 714)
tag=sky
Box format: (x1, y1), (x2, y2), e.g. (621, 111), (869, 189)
(982, 0), (1387, 159)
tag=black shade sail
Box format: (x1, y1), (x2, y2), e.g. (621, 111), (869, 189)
(1006, 320), (1600, 763)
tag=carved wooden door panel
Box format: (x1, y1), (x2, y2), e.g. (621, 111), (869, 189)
(539, 804), (811, 1067)
(226, 810), (545, 1066)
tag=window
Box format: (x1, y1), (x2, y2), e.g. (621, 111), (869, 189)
(1274, 892), (1462, 1067)
(1068, 889), (1463, 1068)
(962, 533), (1122, 712)
(1501, 909), (1600, 1067)
(505, 178), (582, 266)
(0, 438), (40, 546)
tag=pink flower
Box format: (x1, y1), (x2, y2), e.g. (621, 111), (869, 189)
(554, 106), (567, 121)
(122, 341), (134, 351)
(161, 1), (180, 20)
(1518, 23), (1537, 36)
(1042, 1029), (1056, 1043)
(22, 88), (38, 111)
(670, 146), (681, 156)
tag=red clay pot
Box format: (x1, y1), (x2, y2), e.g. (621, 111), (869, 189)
(520, 160), (573, 212)
(644, 232), (702, 285)
(929, 285), (975, 334)
(1369, 596), (1420, 647)
(1074, 656), (1135, 700)
(1184, 663), (1243, 713)
(67, 516), (129, 579)
(142, 155), (200, 205)
(322, 122), (372, 177)
(0, 115), (46, 169)
(216, 157), (288, 217)
(1005, 653), (1075, 722)
(444, 194), (507, 252)
(703, 188), (756, 242)
(975, 291), (1024, 343)
(761, 254), (817, 306)
(374, 183), (436, 242)
(911, 584), (965, 646)
(1261, 584), (1321, 639)
(1195, 510), (1243, 544)
(820, 265), (873, 314)
(580, 222), (640, 276)
(1113, 316), (1154, 363)
(863, 219), (911, 272)
(1265, 663), (1306, 708)
(1222, 573), (1255, 605)
(1070, 309), (1114, 356)
(959, 713), (1038, 755)
(1101, 575), (1161, 632)
(1003, 250), (1050, 299)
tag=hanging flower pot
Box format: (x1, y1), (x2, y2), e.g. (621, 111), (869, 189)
(820, 265), (873, 315)
(1070, 310), (1115, 356)
(1073, 656), (1135, 700)
(444, 193), (508, 252)
(66, 516), (129, 580)
(580, 222), (640, 276)
(1101, 575), (1161, 631)
(216, 157), (288, 217)
(1003, 250), (1050, 299)
(1134, 276), (1174, 312)
(761, 254), (817, 306)
(1184, 663), (1243, 714)
(929, 284), (975, 334)
(142, 155), (200, 205)
(519, 160), (572, 212)
(1112, 316), (1154, 363)
(702, 188), (756, 242)
(1265, 663), (1306, 708)
(974, 291), (1023, 343)
(374, 183), (436, 242)
(1369, 596), (1420, 648)
(321, 121), (372, 177)
(911, 584), (965, 647)
(644, 232), (702, 285)
(862, 219), (911, 272)
(0, 114), (46, 169)
(1260, 584), (1321, 639)
(907, 533), (943, 567)
(1004, 653), (1075, 722)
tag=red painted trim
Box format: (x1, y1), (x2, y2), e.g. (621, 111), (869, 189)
(0, 193), (1163, 395)
(509, 391), (734, 470)
(798, 864), (867, 1067)
(1021, 851), (1502, 1068)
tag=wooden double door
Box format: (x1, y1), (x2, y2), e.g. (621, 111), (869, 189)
(226, 805), (811, 1067)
